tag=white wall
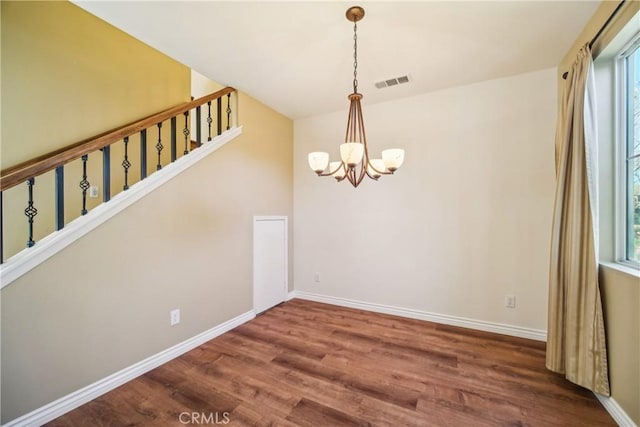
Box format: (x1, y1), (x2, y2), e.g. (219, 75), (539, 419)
(293, 68), (557, 332)
(191, 69), (224, 96)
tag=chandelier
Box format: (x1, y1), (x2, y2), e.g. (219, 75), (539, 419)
(307, 6), (405, 188)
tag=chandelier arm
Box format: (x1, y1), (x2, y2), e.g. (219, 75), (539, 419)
(351, 167), (358, 184)
(355, 95), (394, 176)
(354, 170), (365, 187)
(356, 99), (367, 149)
(344, 101), (356, 142)
(345, 98), (355, 142)
(351, 98), (358, 142)
(356, 149), (367, 184)
(356, 99), (379, 177)
(355, 166), (366, 186)
(373, 167), (394, 176)
(356, 99), (363, 143)
(347, 167), (358, 187)
(316, 161), (346, 177)
(364, 156), (393, 177)
(365, 169), (381, 180)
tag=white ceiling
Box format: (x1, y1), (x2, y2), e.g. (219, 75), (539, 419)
(74, 1), (599, 119)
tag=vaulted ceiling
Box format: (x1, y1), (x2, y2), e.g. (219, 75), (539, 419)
(74, 1), (599, 119)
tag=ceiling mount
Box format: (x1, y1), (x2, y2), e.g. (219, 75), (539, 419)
(345, 6), (365, 23)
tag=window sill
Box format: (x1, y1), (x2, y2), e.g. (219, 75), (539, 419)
(599, 261), (640, 279)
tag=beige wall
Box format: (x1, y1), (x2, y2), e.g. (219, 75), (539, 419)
(1, 93), (292, 422)
(594, 60), (639, 422)
(559, 1), (639, 77)
(600, 266), (640, 424)
(563, 2), (640, 424)
(0, 2), (293, 423)
(294, 68), (556, 332)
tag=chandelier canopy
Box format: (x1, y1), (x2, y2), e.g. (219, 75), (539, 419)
(308, 6), (405, 188)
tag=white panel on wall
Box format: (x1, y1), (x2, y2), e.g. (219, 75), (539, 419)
(253, 216), (288, 314)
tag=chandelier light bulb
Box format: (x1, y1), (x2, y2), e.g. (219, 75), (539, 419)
(382, 149), (405, 172)
(308, 152), (329, 174)
(340, 142), (364, 167)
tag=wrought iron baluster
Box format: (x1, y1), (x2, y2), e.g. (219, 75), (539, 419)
(79, 155), (90, 215)
(171, 117), (177, 162)
(196, 106), (202, 147)
(102, 145), (111, 202)
(217, 98), (222, 136)
(156, 122), (163, 170)
(226, 93), (231, 130)
(207, 101), (213, 141)
(55, 166), (64, 230)
(183, 111), (190, 155)
(140, 129), (147, 180)
(25, 178), (37, 248)
(122, 136), (130, 191)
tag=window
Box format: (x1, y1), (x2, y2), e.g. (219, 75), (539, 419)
(618, 36), (640, 267)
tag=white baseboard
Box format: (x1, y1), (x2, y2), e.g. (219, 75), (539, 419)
(9, 296), (631, 427)
(3, 309), (255, 427)
(290, 291), (547, 341)
(292, 292), (640, 426)
(595, 394), (638, 427)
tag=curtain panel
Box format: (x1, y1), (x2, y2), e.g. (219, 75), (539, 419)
(546, 45), (610, 396)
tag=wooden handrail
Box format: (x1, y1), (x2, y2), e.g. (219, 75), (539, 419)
(0, 87), (235, 192)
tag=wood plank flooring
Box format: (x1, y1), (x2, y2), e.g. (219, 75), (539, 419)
(47, 299), (615, 426)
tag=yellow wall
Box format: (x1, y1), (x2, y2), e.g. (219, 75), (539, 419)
(1, 1), (190, 168)
(560, 2), (640, 424)
(0, 1), (293, 423)
(1, 1), (191, 260)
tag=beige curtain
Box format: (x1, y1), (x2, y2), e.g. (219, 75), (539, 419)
(546, 45), (610, 396)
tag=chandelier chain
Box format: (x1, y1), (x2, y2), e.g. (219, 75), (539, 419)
(353, 20), (358, 93)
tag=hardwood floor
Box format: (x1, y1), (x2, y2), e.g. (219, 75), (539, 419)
(48, 299), (615, 426)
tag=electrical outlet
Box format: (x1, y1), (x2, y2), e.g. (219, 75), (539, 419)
(505, 295), (516, 309)
(89, 185), (99, 198)
(313, 272), (320, 283)
(170, 309), (180, 326)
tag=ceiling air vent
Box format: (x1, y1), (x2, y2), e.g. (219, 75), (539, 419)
(375, 74), (411, 89)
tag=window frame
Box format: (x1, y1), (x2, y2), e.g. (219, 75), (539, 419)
(615, 32), (640, 270)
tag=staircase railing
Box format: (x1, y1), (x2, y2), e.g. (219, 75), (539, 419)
(0, 87), (237, 264)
